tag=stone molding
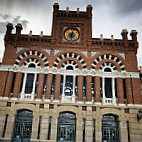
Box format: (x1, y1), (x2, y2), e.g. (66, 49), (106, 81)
(0, 65), (139, 78)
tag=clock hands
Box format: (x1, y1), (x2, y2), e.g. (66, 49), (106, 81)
(70, 30), (74, 40)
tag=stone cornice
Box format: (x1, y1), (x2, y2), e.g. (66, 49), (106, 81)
(0, 65), (140, 78)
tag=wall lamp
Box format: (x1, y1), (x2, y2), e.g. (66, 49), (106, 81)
(137, 109), (142, 122)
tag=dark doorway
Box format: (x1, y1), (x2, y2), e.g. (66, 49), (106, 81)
(102, 114), (120, 142)
(57, 112), (76, 142)
(13, 109), (33, 142)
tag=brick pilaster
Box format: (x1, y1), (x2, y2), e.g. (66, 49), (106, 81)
(77, 76), (83, 101)
(86, 76), (92, 102)
(125, 78), (133, 104)
(54, 74), (61, 100)
(13, 72), (22, 98)
(95, 76), (101, 103)
(4, 71), (14, 98)
(132, 78), (142, 104)
(45, 73), (53, 99)
(0, 71), (7, 97)
(117, 78), (124, 104)
(36, 74), (45, 99)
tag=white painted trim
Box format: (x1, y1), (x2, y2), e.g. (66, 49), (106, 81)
(44, 99), (51, 102)
(86, 101), (93, 104)
(95, 102), (101, 105)
(77, 101), (84, 104)
(10, 98), (18, 100)
(2, 97), (9, 100)
(0, 65), (140, 78)
(118, 104), (126, 106)
(35, 99), (42, 102)
(53, 100), (60, 103)
(127, 104), (134, 106)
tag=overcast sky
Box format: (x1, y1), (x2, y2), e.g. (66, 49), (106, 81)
(0, 0), (142, 67)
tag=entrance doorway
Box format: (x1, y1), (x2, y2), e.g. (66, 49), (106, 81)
(102, 114), (120, 142)
(13, 109), (33, 142)
(57, 112), (76, 142)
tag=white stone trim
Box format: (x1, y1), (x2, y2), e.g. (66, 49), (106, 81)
(0, 65), (140, 78)
(16, 47), (27, 53)
(42, 48), (50, 55)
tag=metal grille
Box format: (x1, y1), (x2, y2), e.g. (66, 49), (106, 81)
(102, 115), (120, 142)
(57, 112), (76, 142)
(13, 110), (33, 142)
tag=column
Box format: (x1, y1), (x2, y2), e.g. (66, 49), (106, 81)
(132, 78), (142, 104)
(117, 78), (124, 104)
(120, 121), (128, 142)
(95, 108), (102, 142)
(40, 111), (49, 140)
(102, 77), (106, 104)
(112, 77), (116, 104)
(85, 107), (93, 142)
(4, 71), (14, 98)
(95, 76), (101, 103)
(76, 107), (83, 142)
(0, 71), (8, 98)
(12, 72), (22, 99)
(45, 73), (53, 101)
(0, 112), (6, 138)
(31, 73), (37, 95)
(54, 74), (61, 101)
(36, 74), (45, 100)
(62, 75), (66, 100)
(77, 76), (83, 102)
(50, 106), (58, 141)
(86, 76), (92, 103)
(125, 78), (133, 104)
(4, 113), (15, 139)
(72, 75), (76, 101)
(21, 73), (27, 98)
(31, 115), (39, 140)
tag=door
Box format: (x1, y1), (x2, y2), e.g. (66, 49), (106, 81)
(13, 110), (33, 142)
(102, 114), (120, 142)
(57, 112), (76, 142)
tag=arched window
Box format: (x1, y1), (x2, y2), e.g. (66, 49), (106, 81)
(61, 63), (77, 102)
(20, 61), (39, 100)
(102, 114), (120, 142)
(100, 63), (117, 104)
(57, 112), (76, 142)
(13, 109), (33, 142)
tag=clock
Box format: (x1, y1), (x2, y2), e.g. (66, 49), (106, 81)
(64, 28), (80, 41)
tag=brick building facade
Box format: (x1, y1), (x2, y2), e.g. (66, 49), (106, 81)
(0, 3), (142, 142)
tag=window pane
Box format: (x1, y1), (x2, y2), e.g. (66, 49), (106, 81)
(65, 76), (73, 96)
(105, 78), (112, 98)
(25, 74), (34, 94)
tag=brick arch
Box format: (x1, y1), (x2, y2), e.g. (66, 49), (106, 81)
(14, 49), (49, 67)
(53, 51), (87, 69)
(95, 59), (121, 71)
(18, 55), (45, 67)
(15, 48), (49, 60)
(91, 52), (125, 71)
(57, 57), (83, 70)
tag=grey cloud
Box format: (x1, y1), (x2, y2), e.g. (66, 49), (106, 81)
(111, 0), (142, 15)
(0, 15), (29, 34)
(12, 15), (21, 24)
(20, 20), (29, 29)
(0, 22), (7, 34)
(2, 14), (10, 20)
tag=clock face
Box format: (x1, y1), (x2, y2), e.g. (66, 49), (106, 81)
(64, 28), (80, 41)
